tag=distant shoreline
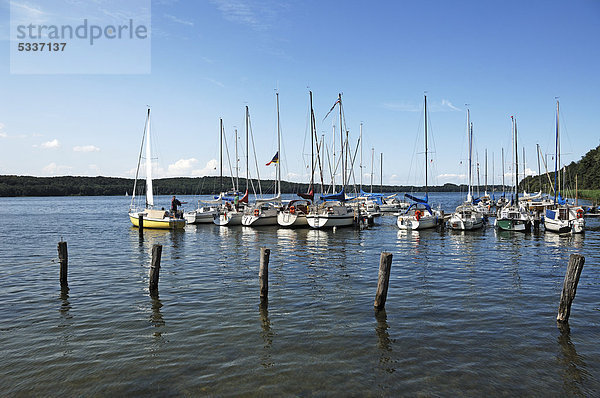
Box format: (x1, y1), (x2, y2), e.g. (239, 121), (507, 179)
(0, 175), (492, 197)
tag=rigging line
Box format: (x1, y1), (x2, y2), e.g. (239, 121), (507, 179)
(248, 112), (262, 197)
(222, 126), (236, 190)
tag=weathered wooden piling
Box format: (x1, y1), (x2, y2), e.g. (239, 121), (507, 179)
(557, 254), (585, 323)
(138, 214), (144, 235)
(57, 241), (68, 287)
(374, 252), (393, 310)
(259, 247), (270, 303)
(149, 244), (162, 294)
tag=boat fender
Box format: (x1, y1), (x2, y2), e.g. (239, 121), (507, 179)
(576, 209), (583, 218)
(289, 206), (295, 214)
(415, 210), (421, 221)
(254, 209), (260, 217)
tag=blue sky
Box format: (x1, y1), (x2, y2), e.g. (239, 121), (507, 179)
(0, 0), (599, 187)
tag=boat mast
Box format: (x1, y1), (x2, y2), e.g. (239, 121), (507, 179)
(131, 108), (149, 209)
(332, 123), (336, 192)
(220, 118), (223, 194)
(246, 106), (249, 193)
(554, 99), (559, 203)
(501, 147), (505, 198)
(485, 148), (488, 196)
(309, 91), (315, 191)
(235, 128), (239, 191)
(380, 152), (383, 194)
(338, 93), (344, 189)
(370, 147), (374, 193)
(536, 143), (541, 193)
(467, 109), (472, 202)
(276, 92), (281, 197)
(514, 117), (519, 205)
(145, 108), (154, 208)
(522, 147), (526, 193)
(424, 94), (428, 197)
(476, 145), (480, 197)
(359, 122), (363, 191)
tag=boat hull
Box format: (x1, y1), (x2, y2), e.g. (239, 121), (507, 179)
(494, 218), (531, 232)
(277, 211), (309, 227)
(397, 215), (437, 230)
(213, 211), (243, 226)
(184, 211), (217, 224)
(448, 215), (484, 230)
(306, 214), (354, 229)
(129, 213), (185, 230)
(241, 214), (278, 226)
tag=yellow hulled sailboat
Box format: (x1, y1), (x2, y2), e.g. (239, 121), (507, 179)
(128, 109), (185, 230)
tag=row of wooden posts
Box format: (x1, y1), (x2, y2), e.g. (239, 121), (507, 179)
(57, 240), (586, 323)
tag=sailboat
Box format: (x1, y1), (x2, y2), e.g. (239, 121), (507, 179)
(544, 100), (585, 234)
(494, 116), (532, 232)
(397, 94), (440, 230)
(242, 93), (283, 227)
(129, 109), (185, 230)
(448, 109), (484, 230)
(278, 91), (318, 227)
(306, 93), (355, 229)
(214, 113), (249, 226)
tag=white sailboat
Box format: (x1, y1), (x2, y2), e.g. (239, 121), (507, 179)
(242, 93), (283, 227)
(448, 109), (484, 230)
(397, 94), (440, 230)
(214, 114), (249, 226)
(544, 100), (585, 234)
(129, 109), (185, 230)
(494, 116), (532, 232)
(306, 93), (355, 229)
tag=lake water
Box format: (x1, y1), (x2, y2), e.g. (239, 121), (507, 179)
(1, 193), (599, 396)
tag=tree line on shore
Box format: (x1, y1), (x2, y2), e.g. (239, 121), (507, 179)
(0, 174), (492, 197)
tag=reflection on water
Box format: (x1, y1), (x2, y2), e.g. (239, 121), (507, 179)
(259, 303), (274, 368)
(557, 323), (587, 396)
(150, 294), (165, 338)
(375, 309), (395, 374)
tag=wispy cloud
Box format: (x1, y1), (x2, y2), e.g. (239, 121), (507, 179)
(441, 99), (461, 111)
(164, 13), (194, 26)
(205, 77), (225, 87)
(40, 139), (60, 149)
(210, 0), (269, 31)
(73, 145), (100, 152)
(383, 99), (463, 113)
(0, 123), (6, 138)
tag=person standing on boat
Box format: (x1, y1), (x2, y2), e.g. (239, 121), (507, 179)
(171, 196), (186, 217)
(234, 193), (240, 211)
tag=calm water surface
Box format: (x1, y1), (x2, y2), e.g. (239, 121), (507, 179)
(1, 193), (599, 396)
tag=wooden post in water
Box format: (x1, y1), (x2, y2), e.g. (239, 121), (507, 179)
(557, 254), (585, 323)
(57, 241), (68, 287)
(374, 252), (393, 310)
(149, 244), (162, 294)
(259, 247), (270, 303)
(138, 214), (144, 235)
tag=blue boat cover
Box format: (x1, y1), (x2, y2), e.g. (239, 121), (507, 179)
(321, 188), (346, 202)
(405, 193), (428, 204)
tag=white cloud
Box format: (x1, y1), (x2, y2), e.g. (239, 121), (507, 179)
(42, 162), (71, 175)
(441, 99), (461, 111)
(164, 13), (194, 26)
(191, 159), (219, 176)
(73, 145), (100, 152)
(41, 139), (60, 149)
(168, 158), (199, 175)
(0, 123), (6, 138)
